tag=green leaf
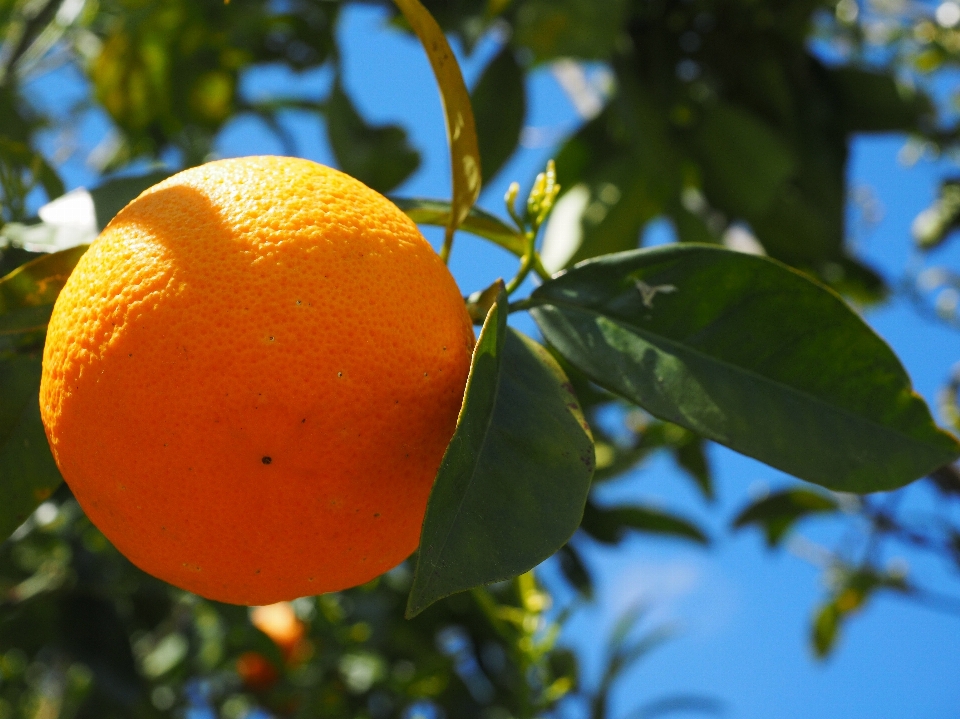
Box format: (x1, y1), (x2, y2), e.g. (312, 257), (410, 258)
(828, 67), (931, 134)
(0, 353), (62, 541)
(392, 197), (527, 257)
(407, 285), (594, 617)
(672, 432), (712, 501)
(0, 245), (88, 316)
(90, 171), (172, 230)
(812, 602), (841, 658)
(512, 0), (629, 62)
(692, 104), (796, 218)
(732, 489), (839, 547)
(326, 81), (421, 193)
(393, 0), (481, 241)
(528, 244), (960, 493)
(580, 501), (709, 545)
(471, 46), (526, 182)
(0, 248), (86, 540)
(911, 177), (960, 251)
(557, 542), (593, 598)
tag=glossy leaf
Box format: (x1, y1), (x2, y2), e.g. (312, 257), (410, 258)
(393, 0), (481, 238)
(471, 46), (525, 182)
(407, 286), (594, 617)
(529, 244), (960, 493)
(732, 489), (839, 547)
(0, 353), (62, 541)
(580, 501), (709, 545)
(326, 81), (420, 193)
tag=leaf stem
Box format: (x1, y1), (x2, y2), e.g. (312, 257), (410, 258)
(440, 224), (455, 264)
(504, 229), (538, 295)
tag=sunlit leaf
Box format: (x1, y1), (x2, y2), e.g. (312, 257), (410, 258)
(529, 244), (960, 492)
(0, 245), (87, 317)
(407, 285), (594, 617)
(393, 0), (481, 249)
(392, 197), (526, 256)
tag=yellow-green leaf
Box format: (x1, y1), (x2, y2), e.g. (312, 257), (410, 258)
(393, 0), (481, 258)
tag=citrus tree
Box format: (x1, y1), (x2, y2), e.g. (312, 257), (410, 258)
(1, 0), (960, 717)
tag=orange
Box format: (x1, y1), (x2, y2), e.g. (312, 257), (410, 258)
(251, 602), (308, 663)
(236, 651), (279, 691)
(39, 156), (474, 605)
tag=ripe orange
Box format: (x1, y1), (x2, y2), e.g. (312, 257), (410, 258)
(39, 156), (474, 605)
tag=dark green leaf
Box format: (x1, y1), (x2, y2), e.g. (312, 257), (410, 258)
(673, 433), (713, 501)
(814, 255), (889, 307)
(732, 489), (838, 547)
(90, 171), (171, 230)
(326, 81), (420, 193)
(829, 67), (931, 134)
(512, 0), (629, 62)
(471, 46), (525, 182)
(557, 542), (593, 598)
(59, 592), (144, 707)
(393, 0), (481, 233)
(407, 285), (594, 617)
(581, 501), (709, 545)
(0, 353), (62, 541)
(692, 104), (796, 218)
(529, 244), (960, 492)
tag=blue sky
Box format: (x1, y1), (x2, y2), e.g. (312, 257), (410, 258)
(32, 4), (960, 717)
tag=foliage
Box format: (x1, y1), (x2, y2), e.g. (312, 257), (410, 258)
(1, 0), (960, 716)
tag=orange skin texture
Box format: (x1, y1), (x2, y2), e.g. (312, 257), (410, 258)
(39, 156), (474, 605)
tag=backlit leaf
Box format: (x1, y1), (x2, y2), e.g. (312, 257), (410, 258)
(393, 0), (481, 245)
(392, 197), (526, 257)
